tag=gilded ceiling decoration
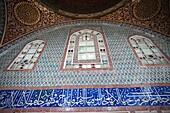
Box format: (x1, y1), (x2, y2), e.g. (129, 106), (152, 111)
(0, 0), (169, 46)
(14, 2), (40, 25)
(38, 0), (131, 18)
(101, 0), (170, 36)
(2, 0), (71, 45)
(133, 0), (161, 20)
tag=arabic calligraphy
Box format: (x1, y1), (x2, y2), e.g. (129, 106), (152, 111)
(0, 86), (170, 108)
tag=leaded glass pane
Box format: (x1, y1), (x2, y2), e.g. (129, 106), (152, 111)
(129, 35), (170, 66)
(62, 27), (113, 70)
(7, 40), (46, 70)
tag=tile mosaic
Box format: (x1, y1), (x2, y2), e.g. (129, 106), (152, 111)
(0, 20), (169, 87)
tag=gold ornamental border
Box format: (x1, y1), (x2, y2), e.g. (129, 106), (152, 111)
(14, 2), (41, 25)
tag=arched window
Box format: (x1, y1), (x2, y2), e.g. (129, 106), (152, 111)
(61, 27), (113, 70)
(128, 35), (170, 66)
(6, 39), (46, 71)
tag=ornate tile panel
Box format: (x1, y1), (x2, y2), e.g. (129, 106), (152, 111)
(0, 86), (170, 109)
(0, 21), (169, 87)
(0, 20), (170, 112)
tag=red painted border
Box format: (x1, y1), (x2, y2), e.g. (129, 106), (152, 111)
(101, 27), (114, 70)
(60, 26), (114, 71)
(127, 34), (170, 67)
(69, 26), (103, 36)
(0, 83), (170, 90)
(0, 106), (169, 112)
(3, 39), (47, 72)
(60, 27), (72, 70)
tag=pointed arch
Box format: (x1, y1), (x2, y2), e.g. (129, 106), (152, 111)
(6, 39), (46, 71)
(128, 35), (170, 66)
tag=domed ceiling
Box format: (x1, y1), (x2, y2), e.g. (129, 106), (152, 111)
(38, 0), (130, 18)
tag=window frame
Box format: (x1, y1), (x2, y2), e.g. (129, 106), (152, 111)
(61, 27), (114, 71)
(4, 39), (47, 71)
(128, 34), (170, 67)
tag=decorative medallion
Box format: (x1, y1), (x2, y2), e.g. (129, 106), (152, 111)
(38, 0), (131, 18)
(133, 0), (161, 20)
(14, 2), (40, 25)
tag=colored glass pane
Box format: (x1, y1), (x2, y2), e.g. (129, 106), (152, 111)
(62, 28), (113, 70)
(129, 35), (170, 66)
(7, 40), (46, 70)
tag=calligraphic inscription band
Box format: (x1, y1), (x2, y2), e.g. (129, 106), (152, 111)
(0, 86), (169, 108)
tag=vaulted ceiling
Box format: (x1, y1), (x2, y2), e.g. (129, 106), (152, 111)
(0, 0), (170, 47)
(38, 0), (129, 18)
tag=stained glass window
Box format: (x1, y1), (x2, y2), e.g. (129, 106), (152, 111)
(128, 35), (170, 66)
(62, 27), (113, 70)
(7, 39), (46, 71)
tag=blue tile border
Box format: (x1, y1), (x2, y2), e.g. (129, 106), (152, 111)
(0, 86), (169, 109)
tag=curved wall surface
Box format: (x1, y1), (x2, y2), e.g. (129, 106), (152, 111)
(0, 20), (170, 88)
